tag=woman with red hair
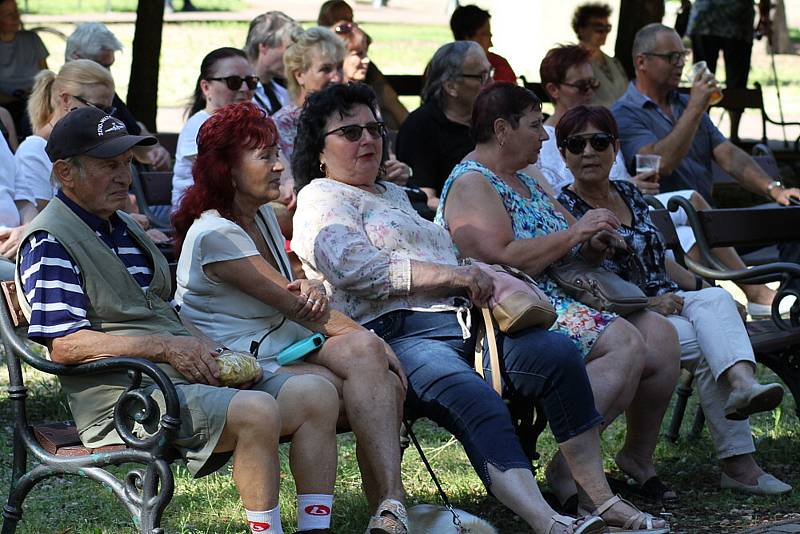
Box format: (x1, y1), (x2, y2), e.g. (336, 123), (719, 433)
(173, 102), (409, 534)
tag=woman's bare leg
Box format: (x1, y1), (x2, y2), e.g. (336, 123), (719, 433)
(616, 311), (681, 484)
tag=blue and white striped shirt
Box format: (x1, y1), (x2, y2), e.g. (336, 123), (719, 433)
(19, 191), (154, 341)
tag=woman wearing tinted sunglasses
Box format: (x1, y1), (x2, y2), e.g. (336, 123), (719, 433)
(436, 82), (675, 533)
(172, 47), (257, 208)
(558, 105), (791, 498)
(571, 2), (628, 107)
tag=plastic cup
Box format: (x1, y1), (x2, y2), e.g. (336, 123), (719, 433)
(689, 61), (723, 105)
(635, 154), (661, 176)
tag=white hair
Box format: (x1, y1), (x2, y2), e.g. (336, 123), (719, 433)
(65, 22), (123, 62)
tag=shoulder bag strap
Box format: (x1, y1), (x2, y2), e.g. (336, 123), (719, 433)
(475, 306), (503, 395)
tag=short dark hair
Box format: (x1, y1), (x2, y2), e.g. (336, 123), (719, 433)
(539, 44), (591, 86)
(317, 0), (353, 27)
(572, 3), (612, 35)
(450, 5), (491, 41)
(555, 105), (619, 149)
(292, 83), (388, 190)
(471, 82), (542, 144)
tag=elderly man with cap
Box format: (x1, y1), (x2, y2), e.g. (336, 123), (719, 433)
(15, 107), (342, 534)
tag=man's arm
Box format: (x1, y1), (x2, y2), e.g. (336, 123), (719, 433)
(48, 329), (222, 385)
(637, 71), (718, 175)
(713, 141), (800, 204)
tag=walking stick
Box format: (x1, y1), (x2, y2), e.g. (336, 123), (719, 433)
(758, 1), (789, 147)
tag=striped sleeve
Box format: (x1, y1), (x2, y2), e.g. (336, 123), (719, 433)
(19, 231), (90, 339)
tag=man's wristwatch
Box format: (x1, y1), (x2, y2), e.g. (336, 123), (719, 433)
(767, 180), (783, 197)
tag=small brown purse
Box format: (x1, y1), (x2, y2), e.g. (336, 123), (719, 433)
(548, 258), (648, 316)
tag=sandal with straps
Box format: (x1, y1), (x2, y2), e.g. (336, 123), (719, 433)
(365, 498), (409, 534)
(591, 495), (670, 534)
(547, 514), (606, 534)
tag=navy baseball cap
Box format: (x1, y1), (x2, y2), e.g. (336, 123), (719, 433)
(45, 107), (156, 162)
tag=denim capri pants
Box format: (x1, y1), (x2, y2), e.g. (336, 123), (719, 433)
(364, 309), (602, 488)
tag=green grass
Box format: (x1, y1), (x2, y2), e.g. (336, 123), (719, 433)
(20, 0), (245, 15)
(1, 358), (799, 533)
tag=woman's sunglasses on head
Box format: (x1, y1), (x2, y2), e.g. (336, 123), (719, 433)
(325, 122), (385, 142)
(207, 75), (260, 91)
(561, 133), (615, 154)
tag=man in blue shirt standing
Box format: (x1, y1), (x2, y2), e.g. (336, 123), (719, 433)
(611, 23), (800, 207)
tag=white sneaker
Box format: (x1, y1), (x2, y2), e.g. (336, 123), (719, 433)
(747, 295), (797, 318)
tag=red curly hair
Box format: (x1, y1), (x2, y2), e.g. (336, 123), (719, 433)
(172, 102), (279, 254)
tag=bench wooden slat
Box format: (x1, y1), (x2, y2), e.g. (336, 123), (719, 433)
(33, 421), (127, 456)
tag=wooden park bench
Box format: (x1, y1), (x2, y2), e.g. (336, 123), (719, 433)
(0, 281), (182, 534)
(647, 200), (800, 441)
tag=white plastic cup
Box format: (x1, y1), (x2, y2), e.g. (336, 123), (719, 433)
(635, 154), (662, 175)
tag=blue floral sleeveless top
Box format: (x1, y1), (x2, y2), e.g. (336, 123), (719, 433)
(436, 160), (617, 357)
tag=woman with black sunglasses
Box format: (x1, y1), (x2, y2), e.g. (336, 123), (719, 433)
(557, 105), (791, 498)
(172, 47), (258, 208)
(435, 82), (677, 530)
(571, 3), (628, 108)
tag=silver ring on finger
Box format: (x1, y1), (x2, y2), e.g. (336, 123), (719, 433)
(307, 299), (317, 305)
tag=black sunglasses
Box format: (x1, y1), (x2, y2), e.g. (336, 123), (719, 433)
(71, 94), (116, 115)
(206, 75), (260, 91)
(325, 121), (385, 142)
(561, 133), (615, 155)
(334, 22), (354, 34)
(589, 23), (612, 33)
(560, 78), (601, 93)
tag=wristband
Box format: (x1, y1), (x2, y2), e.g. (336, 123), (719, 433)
(695, 276), (704, 291)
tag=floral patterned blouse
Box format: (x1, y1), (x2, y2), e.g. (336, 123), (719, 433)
(272, 103), (301, 161)
(435, 160), (617, 357)
(559, 180), (680, 297)
(291, 178), (464, 325)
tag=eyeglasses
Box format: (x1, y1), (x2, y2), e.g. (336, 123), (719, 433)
(589, 23), (612, 33)
(641, 50), (690, 66)
(561, 133), (615, 155)
(560, 78), (601, 93)
(460, 68), (494, 83)
(324, 121), (385, 142)
(206, 75), (260, 91)
(71, 94), (116, 115)
(334, 22), (354, 34)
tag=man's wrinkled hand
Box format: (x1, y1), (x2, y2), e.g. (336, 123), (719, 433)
(165, 337), (222, 386)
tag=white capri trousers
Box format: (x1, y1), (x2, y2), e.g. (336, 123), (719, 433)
(666, 286), (756, 459)
(653, 189), (696, 253)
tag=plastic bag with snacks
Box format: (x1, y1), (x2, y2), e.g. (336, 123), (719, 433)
(216, 349), (261, 386)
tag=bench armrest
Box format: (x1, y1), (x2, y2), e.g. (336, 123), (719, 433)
(0, 302), (181, 452)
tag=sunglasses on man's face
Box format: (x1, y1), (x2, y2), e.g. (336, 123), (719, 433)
(325, 121), (385, 142)
(562, 133), (615, 155)
(560, 78), (601, 94)
(207, 75), (260, 91)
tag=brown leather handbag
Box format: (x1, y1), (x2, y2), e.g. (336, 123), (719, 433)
(548, 258), (648, 316)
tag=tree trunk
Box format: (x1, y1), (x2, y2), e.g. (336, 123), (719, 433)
(614, 0), (666, 79)
(771, 0), (793, 54)
(127, 0), (165, 132)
